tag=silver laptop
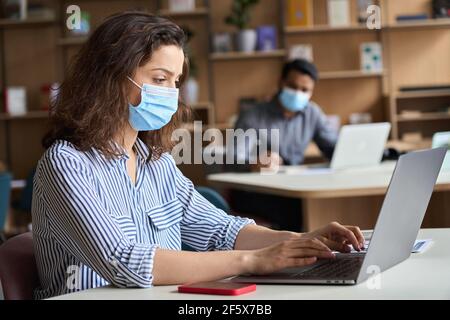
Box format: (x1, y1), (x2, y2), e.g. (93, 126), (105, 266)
(331, 122), (391, 170)
(310, 122), (391, 170)
(233, 147), (446, 285)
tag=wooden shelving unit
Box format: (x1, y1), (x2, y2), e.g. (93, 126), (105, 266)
(57, 36), (88, 46)
(285, 24), (372, 34)
(320, 70), (385, 80)
(397, 112), (450, 122)
(384, 18), (450, 30)
(1, 0), (449, 183)
(0, 111), (49, 121)
(157, 8), (209, 18)
(210, 50), (286, 61)
(0, 16), (56, 27)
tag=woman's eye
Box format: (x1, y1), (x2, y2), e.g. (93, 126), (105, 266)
(154, 78), (166, 84)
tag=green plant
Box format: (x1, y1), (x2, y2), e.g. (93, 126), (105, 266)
(225, 0), (260, 30)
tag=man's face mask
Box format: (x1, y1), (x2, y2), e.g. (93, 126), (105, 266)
(127, 76), (179, 131)
(279, 87), (311, 112)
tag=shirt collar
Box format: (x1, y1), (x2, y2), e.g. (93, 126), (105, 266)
(91, 138), (150, 170)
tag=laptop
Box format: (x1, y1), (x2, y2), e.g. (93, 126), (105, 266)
(432, 132), (450, 171)
(310, 122), (391, 170)
(331, 122), (391, 170)
(233, 147), (446, 285)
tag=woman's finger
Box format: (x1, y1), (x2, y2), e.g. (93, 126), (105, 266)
(329, 222), (361, 251)
(287, 257), (318, 268)
(285, 248), (336, 259)
(288, 238), (332, 252)
(345, 225), (365, 247)
(322, 238), (351, 253)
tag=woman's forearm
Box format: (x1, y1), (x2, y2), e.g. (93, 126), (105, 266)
(152, 249), (251, 285)
(234, 224), (301, 250)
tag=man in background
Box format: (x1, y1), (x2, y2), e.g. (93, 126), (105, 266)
(229, 59), (338, 231)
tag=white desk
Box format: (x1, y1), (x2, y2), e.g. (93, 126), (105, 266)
(207, 162), (450, 230)
(51, 229), (450, 300)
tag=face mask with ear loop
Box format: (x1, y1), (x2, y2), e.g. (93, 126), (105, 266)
(279, 87), (312, 112)
(127, 76), (180, 131)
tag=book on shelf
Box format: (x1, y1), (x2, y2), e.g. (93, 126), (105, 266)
(256, 25), (278, 52)
(286, 0), (313, 27)
(2, 0), (27, 20)
(288, 44), (314, 62)
(360, 42), (383, 73)
(4, 87), (27, 116)
(168, 0), (195, 12)
(396, 14), (429, 22)
(400, 110), (423, 119)
(328, 0), (351, 27)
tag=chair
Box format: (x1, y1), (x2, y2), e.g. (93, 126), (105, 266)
(0, 172), (12, 242)
(195, 186), (231, 214)
(0, 232), (39, 300)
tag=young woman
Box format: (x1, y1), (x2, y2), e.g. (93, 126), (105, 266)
(32, 12), (365, 299)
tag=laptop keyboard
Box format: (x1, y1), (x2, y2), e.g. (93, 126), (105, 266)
(295, 256), (365, 279)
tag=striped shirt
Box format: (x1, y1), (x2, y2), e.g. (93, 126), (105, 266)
(32, 139), (254, 299)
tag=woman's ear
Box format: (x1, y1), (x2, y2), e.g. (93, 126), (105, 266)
(127, 77), (142, 106)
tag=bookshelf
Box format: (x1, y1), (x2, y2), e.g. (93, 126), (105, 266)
(157, 8), (209, 18)
(0, 0), (449, 184)
(210, 50), (287, 61)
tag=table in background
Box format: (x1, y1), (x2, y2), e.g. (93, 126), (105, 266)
(208, 162), (450, 231)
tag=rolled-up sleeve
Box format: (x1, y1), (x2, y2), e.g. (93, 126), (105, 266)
(171, 159), (255, 251)
(36, 150), (157, 288)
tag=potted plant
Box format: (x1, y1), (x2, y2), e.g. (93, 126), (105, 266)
(225, 0), (260, 52)
(181, 26), (199, 105)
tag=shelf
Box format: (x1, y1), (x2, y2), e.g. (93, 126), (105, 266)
(397, 112), (450, 122)
(0, 111), (49, 121)
(58, 36), (89, 46)
(385, 18), (450, 30)
(210, 50), (286, 61)
(181, 122), (231, 132)
(284, 19), (450, 34)
(320, 70), (385, 80)
(0, 17), (56, 27)
(158, 8), (209, 18)
(189, 102), (212, 110)
(285, 24), (375, 34)
(395, 89), (450, 99)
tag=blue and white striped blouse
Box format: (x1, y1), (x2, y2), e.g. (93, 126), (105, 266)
(31, 139), (254, 299)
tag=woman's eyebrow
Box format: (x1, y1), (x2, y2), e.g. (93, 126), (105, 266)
(151, 68), (176, 76)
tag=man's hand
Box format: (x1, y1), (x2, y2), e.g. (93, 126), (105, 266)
(250, 152), (284, 172)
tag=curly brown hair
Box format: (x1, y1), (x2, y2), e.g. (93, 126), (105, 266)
(43, 12), (191, 160)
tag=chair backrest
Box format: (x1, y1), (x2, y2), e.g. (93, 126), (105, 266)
(195, 186), (230, 214)
(0, 232), (39, 300)
(0, 173), (12, 232)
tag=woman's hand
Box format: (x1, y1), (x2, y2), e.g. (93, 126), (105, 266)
(245, 237), (335, 275)
(303, 222), (366, 253)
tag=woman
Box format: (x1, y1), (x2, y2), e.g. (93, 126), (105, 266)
(32, 12), (364, 299)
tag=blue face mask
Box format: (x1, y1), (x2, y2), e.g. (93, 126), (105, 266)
(127, 77), (179, 131)
(279, 87), (311, 112)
